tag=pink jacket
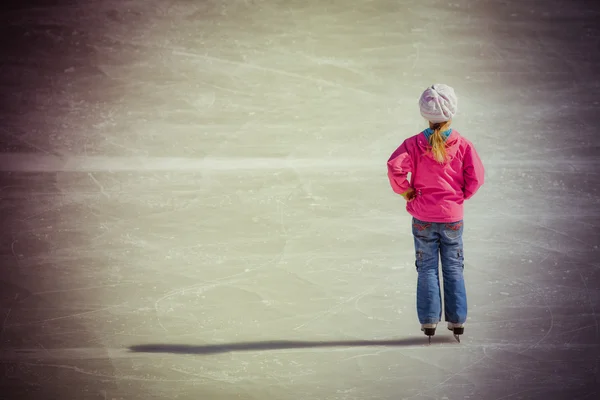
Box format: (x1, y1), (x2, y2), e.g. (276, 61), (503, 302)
(387, 129), (485, 223)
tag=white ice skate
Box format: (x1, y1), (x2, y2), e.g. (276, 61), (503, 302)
(421, 323), (437, 344)
(447, 322), (464, 343)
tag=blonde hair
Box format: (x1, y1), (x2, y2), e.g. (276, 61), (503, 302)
(428, 120), (452, 164)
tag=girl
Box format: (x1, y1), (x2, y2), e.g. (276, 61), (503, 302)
(387, 84), (485, 342)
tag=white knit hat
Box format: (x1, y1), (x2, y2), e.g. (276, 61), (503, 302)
(419, 84), (458, 123)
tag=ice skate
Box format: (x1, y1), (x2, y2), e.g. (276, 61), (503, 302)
(447, 322), (464, 342)
(421, 323), (437, 344)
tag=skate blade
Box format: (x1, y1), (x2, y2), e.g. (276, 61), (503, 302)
(453, 334), (461, 343)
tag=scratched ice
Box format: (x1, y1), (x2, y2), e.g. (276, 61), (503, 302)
(0, 0), (599, 399)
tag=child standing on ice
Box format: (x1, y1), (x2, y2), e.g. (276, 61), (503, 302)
(387, 84), (485, 342)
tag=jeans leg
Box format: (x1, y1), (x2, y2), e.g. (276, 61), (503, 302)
(440, 220), (467, 324)
(412, 218), (441, 324)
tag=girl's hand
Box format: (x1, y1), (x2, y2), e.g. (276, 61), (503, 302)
(401, 188), (416, 201)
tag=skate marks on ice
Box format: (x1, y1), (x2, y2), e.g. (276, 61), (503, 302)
(3, 333), (596, 361)
(126, 336), (600, 357)
(1, 153), (599, 173)
(9, 334), (599, 362)
(0, 153), (380, 173)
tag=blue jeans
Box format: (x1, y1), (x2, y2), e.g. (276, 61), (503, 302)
(412, 217), (467, 325)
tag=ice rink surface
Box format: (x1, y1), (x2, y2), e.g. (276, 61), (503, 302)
(0, 0), (599, 399)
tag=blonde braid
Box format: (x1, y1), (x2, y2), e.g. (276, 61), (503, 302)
(429, 121), (451, 164)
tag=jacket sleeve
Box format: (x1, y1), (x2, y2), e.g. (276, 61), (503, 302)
(387, 141), (413, 195)
(463, 143), (485, 200)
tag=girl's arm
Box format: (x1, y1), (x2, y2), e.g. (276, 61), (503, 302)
(387, 141), (413, 196)
(463, 144), (485, 200)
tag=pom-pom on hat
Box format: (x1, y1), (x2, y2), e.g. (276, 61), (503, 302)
(419, 84), (458, 123)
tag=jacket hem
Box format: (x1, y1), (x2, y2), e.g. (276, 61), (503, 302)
(408, 211), (463, 223)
